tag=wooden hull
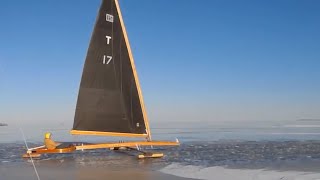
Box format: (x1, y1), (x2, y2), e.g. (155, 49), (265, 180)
(22, 146), (76, 158)
(22, 153), (41, 158)
(23, 140), (179, 159)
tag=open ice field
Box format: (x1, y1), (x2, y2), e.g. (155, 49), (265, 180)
(1, 120), (320, 179)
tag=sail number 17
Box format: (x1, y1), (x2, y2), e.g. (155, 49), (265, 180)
(103, 55), (112, 64)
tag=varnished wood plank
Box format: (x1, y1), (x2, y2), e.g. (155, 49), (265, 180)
(75, 141), (180, 150)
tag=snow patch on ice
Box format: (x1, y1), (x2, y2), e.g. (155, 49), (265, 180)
(160, 163), (320, 180)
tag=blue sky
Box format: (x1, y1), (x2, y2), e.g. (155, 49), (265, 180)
(0, 0), (320, 126)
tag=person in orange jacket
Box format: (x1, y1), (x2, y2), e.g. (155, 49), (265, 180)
(44, 132), (61, 150)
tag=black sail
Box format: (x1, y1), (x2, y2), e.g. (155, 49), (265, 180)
(72, 0), (148, 136)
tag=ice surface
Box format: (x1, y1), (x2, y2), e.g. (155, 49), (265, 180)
(2, 121), (320, 180)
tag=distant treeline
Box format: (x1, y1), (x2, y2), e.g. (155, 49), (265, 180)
(0, 123), (8, 126)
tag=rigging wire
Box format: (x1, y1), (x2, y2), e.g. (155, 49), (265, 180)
(19, 128), (41, 180)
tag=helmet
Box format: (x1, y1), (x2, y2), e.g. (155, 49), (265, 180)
(45, 132), (51, 139)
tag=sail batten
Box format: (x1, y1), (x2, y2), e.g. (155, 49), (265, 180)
(72, 0), (150, 138)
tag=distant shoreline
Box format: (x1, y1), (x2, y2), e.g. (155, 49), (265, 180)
(297, 119), (320, 122)
(0, 123), (8, 126)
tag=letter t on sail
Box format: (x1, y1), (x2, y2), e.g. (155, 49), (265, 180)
(106, 36), (112, 44)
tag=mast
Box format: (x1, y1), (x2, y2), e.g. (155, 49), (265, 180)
(71, 0), (151, 140)
(114, 0), (152, 141)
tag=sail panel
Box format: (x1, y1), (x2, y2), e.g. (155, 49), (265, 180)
(73, 0), (148, 136)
